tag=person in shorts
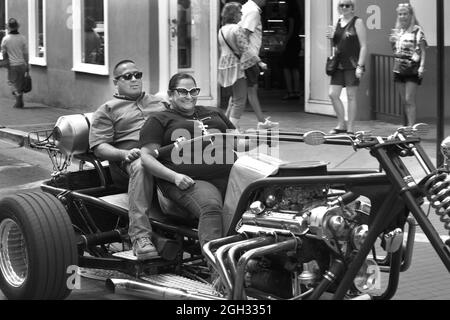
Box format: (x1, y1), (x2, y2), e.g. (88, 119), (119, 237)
(326, 0), (367, 135)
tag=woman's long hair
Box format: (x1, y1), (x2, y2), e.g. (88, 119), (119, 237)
(395, 3), (421, 31)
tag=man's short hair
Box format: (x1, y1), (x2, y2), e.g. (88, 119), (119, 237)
(7, 18), (19, 30)
(113, 59), (136, 76)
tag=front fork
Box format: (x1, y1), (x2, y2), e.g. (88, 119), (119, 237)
(332, 143), (450, 300)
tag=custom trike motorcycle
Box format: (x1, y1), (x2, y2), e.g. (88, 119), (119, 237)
(0, 113), (449, 300)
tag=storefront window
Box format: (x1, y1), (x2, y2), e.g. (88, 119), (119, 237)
(28, 0), (46, 65)
(72, 0), (108, 75)
(82, 0), (104, 65)
(177, 0), (192, 68)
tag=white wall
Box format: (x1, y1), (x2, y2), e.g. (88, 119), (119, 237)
(305, 0), (336, 116)
(411, 0), (450, 46)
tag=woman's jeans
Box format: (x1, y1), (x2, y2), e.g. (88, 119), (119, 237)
(158, 178), (228, 248)
(229, 77), (248, 119)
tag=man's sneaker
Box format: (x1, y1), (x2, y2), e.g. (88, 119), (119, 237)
(133, 237), (158, 260)
(257, 118), (279, 130)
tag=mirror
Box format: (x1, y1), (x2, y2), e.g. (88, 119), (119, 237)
(303, 131), (326, 146)
(413, 123), (430, 137)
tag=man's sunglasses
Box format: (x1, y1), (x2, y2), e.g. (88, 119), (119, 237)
(339, 4), (352, 8)
(115, 71), (143, 81)
(174, 87), (201, 97)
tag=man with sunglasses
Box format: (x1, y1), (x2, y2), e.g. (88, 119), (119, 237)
(89, 60), (168, 260)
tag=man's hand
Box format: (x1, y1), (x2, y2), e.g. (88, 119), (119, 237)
(258, 62), (268, 71)
(174, 174), (195, 190)
(123, 148), (141, 163)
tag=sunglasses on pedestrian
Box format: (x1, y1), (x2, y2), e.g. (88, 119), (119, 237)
(339, 3), (352, 9)
(115, 71), (143, 81)
(173, 87), (201, 97)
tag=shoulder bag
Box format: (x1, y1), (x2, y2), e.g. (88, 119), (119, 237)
(23, 71), (32, 93)
(326, 47), (338, 76)
(393, 29), (421, 77)
(220, 29), (241, 60)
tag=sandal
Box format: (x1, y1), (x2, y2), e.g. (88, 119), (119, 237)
(329, 128), (347, 134)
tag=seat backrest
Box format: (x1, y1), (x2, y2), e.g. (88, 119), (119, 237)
(53, 113), (93, 156)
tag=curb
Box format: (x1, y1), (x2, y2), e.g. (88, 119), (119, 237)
(0, 127), (50, 156)
(0, 128), (26, 147)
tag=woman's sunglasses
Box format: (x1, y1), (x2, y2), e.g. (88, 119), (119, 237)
(115, 71), (143, 81)
(339, 3), (352, 9)
(174, 87), (201, 97)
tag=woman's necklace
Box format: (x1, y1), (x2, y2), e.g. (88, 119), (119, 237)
(170, 106), (211, 137)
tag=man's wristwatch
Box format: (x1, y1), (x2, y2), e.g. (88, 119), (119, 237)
(356, 64), (365, 72)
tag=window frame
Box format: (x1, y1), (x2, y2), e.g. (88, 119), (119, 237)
(72, 0), (109, 75)
(28, 0), (46, 66)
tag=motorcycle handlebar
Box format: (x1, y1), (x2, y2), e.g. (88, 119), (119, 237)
(151, 144), (176, 159)
(149, 125), (427, 159)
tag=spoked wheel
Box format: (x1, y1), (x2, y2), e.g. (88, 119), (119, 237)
(0, 192), (78, 299)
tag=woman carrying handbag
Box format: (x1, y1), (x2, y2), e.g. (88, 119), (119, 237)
(326, 0), (367, 135)
(218, 2), (264, 130)
(0, 18), (29, 109)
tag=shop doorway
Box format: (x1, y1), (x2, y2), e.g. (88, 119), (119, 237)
(259, 0), (305, 111)
(160, 0), (218, 106)
(219, 0), (305, 112)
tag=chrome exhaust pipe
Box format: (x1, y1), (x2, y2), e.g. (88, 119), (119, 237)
(106, 278), (225, 300)
(349, 294), (373, 300)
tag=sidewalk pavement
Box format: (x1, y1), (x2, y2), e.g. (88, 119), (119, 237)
(0, 96), (446, 152)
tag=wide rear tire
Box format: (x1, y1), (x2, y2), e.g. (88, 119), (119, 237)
(0, 192), (78, 299)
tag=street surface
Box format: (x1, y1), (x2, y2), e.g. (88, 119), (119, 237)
(0, 138), (448, 300)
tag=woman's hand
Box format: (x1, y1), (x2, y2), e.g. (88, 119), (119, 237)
(174, 173), (195, 190)
(418, 67), (425, 79)
(355, 65), (365, 79)
(326, 25), (335, 39)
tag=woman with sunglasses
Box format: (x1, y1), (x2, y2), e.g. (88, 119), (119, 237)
(389, 3), (427, 126)
(326, 0), (367, 135)
(140, 73), (254, 254)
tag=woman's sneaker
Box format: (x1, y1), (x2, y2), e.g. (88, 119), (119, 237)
(257, 118), (279, 130)
(133, 237), (158, 260)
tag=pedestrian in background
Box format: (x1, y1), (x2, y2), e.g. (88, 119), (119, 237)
(326, 0), (367, 135)
(389, 3), (427, 126)
(281, 0), (302, 101)
(239, 0), (279, 130)
(1, 18), (29, 109)
(218, 2), (261, 130)
(84, 16), (102, 65)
